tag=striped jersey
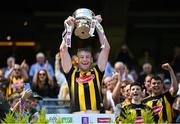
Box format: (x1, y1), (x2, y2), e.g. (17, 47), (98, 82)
(116, 103), (153, 123)
(6, 76), (25, 97)
(65, 65), (104, 112)
(143, 91), (175, 123)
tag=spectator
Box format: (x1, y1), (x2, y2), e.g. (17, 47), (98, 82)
(4, 56), (15, 79)
(114, 61), (134, 82)
(29, 52), (55, 79)
(163, 78), (171, 92)
(138, 62), (152, 86)
(103, 74), (119, 113)
(6, 62), (29, 97)
(54, 52), (69, 100)
(32, 67), (59, 98)
(116, 82), (154, 124)
(28, 92), (43, 123)
(143, 74), (153, 97)
(54, 52), (67, 87)
(143, 63), (178, 123)
(0, 89), (32, 122)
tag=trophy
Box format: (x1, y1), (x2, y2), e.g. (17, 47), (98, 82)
(73, 8), (95, 39)
(62, 8), (104, 47)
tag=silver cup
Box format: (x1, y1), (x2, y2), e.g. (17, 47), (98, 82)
(73, 8), (95, 39)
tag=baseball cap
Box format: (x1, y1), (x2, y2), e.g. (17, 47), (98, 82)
(163, 79), (171, 84)
(32, 92), (43, 100)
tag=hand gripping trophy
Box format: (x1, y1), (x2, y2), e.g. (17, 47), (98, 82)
(62, 8), (105, 48)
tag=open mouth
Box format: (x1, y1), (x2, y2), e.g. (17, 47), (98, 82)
(82, 62), (89, 65)
(133, 93), (139, 96)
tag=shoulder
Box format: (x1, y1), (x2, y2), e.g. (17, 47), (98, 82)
(30, 64), (36, 69)
(92, 64), (104, 74)
(142, 95), (153, 103)
(162, 91), (175, 100)
(164, 91), (176, 104)
(122, 103), (132, 110)
(122, 100), (131, 108)
(65, 66), (77, 75)
(143, 94), (163, 103)
(164, 91), (172, 97)
(141, 103), (152, 110)
(48, 64), (53, 68)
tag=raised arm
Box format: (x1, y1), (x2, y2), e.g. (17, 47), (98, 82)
(112, 72), (122, 104)
(20, 60), (29, 81)
(55, 53), (67, 86)
(45, 60), (54, 87)
(5, 68), (13, 80)
(55, 52), (61, 75)
(32, 64), (39, 89)
(96, 16), (110, 72)
(162, 63), (178, 96)
(59, 16), (75, 73)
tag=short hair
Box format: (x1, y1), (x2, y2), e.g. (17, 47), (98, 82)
(145, 74), (154, 80)
(130, 82), (142, 90)
(151, 75), (162, 82)
(122, 80), (131, 85)
(7, 56), (15, 62)
(142, 62), (152, 70)
(146, 74), (154, 77)
(114, 61), (125, 69)
(77, 47), (93, 56)
(36, 52), (45, 58)
(14, 64), (21, 69)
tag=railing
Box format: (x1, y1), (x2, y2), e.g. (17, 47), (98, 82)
(42, 98), (71, 114)
(42, 98), (116, 124)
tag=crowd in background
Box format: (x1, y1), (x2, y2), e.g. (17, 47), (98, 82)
(0, 44), (180, 123)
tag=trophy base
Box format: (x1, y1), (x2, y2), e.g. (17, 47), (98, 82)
(74, 26), (90, 39)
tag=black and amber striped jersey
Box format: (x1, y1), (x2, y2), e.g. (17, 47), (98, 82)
(65, 65), (104, 112)
(143, 91), (175, 123)
(121, 99), (131, 108)
(6, 77), (25, 97)
(116, 103), (153, 123)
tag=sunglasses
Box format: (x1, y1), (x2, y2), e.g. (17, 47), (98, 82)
(14, 68), (21, 71)
(39, 73), (46, 76)
(121, 85), (126, 89)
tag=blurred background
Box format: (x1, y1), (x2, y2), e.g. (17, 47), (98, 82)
(0, 0), (180, 72)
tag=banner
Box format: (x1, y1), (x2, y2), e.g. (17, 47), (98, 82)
(46, 114), (115, 124)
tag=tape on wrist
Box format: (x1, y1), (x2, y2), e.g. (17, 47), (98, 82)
(62, 22), (72, 47)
